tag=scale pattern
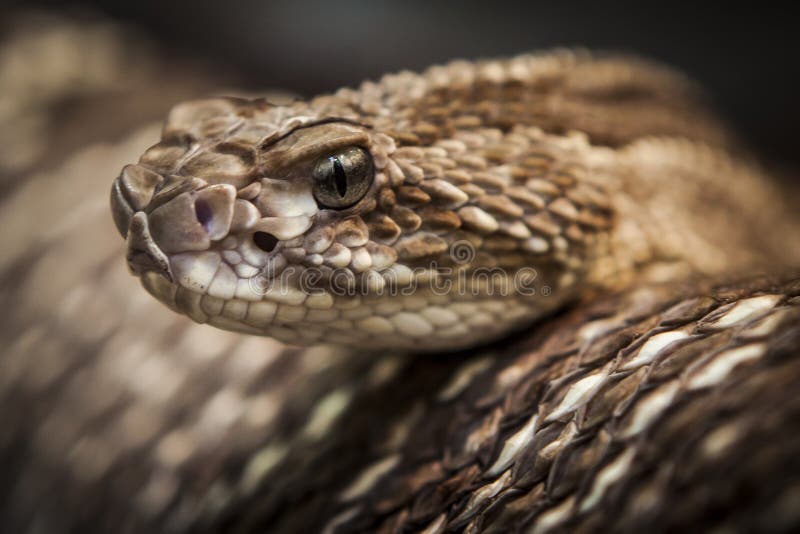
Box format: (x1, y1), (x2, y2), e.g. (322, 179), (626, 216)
(2, 12), (800, 534)
(112, 51), (798, 350)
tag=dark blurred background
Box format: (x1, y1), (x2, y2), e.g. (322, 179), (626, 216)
(8, 0), (800, 166)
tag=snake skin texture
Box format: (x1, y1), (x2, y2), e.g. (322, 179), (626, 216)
(110, 50), (799, 351)
(2, 11), (800, 534)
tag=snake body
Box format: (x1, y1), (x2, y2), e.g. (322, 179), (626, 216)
(3, 15), (800, 533)
(111, 51), (798, 350)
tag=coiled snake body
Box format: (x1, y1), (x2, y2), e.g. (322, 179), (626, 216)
(3, 20), (800, 533)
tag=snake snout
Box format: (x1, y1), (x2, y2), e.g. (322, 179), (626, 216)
(110, 175), (134, 238)
(126, 212), (174, 282)
(110, 164), (165, 238)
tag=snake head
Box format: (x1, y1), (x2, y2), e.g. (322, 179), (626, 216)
(111, 94), (606, 350)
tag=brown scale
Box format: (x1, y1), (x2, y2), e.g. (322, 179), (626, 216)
(400, 56), (729, 149)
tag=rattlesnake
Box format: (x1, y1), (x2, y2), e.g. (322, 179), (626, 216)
(110, 51), (799, 351)
(3, 13), (800, 534)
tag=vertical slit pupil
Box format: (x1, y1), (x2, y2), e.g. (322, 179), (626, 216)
(332, 157), (348, 197)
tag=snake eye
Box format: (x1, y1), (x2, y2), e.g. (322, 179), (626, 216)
(311, 146), (374, 209)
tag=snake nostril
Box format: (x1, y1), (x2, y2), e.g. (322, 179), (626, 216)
(194, 197), (214, 231)
(253, 231), (279, 252)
